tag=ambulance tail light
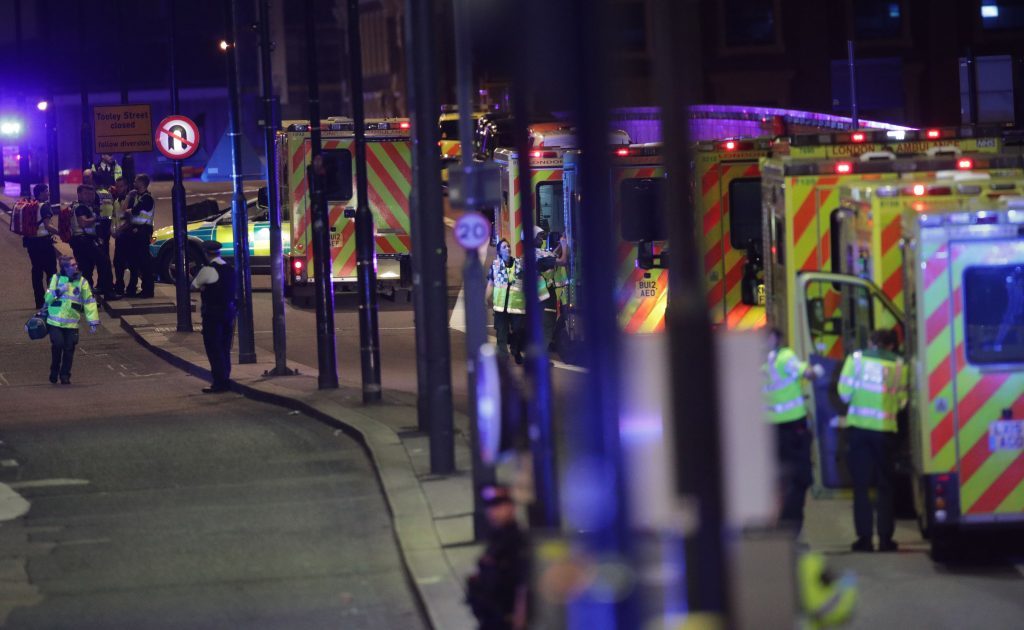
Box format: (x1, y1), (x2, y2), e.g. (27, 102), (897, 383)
(399, 121), (411, 130)
(616, 147), (630, 157)
(724, 140), (737, 151)
(851, 132), (866, 143)
(531, 150), (542, 158)
(834, 161), (853, 174)
(912, 184), (926, 196)
(927, 473), (959, 525)
(926, 129), (941, 139)
(957, 158), (974, 170)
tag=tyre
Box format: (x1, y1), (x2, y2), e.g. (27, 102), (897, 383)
(158, 243), (204, 284)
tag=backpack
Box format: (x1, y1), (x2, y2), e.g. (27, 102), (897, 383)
(57, 204), (75, 243)
(10, 198), (41, 238)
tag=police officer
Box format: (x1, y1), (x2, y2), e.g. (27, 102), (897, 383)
(838, 328), (908, 552)
(486, 239), (520, 360)
(92, 153), (122, 189)
(191, 241), (237, 394)
(509, 232), (552, 365)
(110, 176), (131, 295)
(44, 256), (99, 385)
(23, 184), (58, 309)
(125, 173), (156, 298)
(533, 226), (562, 352)
(69, 184), (100, 292)
(466, 484), (529, 630)
(764, 327), (822, 535)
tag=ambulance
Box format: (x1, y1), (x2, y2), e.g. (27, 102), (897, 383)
(790, 197), (1024, 559)
(278, 117), (413, 306)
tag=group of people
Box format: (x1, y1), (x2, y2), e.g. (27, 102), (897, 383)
(765, 326), (908, 553)
(22, 154), (157, 311)
(486, 225), (568, 364)
(18, 155), (209, 387)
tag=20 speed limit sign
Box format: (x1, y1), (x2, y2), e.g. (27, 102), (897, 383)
(454, 212), (490, 249)
(155, 115), (200, 160)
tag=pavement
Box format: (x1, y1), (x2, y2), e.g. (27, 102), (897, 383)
(107, 286), (479, 630)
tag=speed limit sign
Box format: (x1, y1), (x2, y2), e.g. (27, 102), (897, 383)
(454, 212), (490, 250)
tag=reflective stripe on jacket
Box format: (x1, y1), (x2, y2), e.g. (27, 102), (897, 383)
(837, 350), (907, 433)
(44, 275), (99, 329)
(491, 258), (518, 314)
(763, 347), (808, 423)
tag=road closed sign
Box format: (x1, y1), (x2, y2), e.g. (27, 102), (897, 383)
(155, 115), (200, 160)
(93, 104), (153, 153)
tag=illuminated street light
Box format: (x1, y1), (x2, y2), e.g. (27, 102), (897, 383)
(36, 100), (48, 112)
(219, 40), (231, 51)
(0, 119), (23, 137)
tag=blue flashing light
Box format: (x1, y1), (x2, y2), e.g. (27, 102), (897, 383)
(889, 3), (900, 18)
(982, 4), (1000, 19)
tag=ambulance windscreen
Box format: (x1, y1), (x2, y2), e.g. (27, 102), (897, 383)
(728, 178), (762, 251)
(620, 178), (667, 242)
(963, 265), (1024, 365)
(536, 182), (564, 234)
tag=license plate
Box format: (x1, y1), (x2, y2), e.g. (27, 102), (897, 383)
(330, 232), (342, 248)
(989, 420), (1024, 451)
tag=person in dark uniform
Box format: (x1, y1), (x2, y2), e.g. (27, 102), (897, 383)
(191, 241), (237, 393)
(23, 184), (58, 309)
(466, 484), (529, 630)
(111, 176), (132, 295)
(125, 173), (156, 298)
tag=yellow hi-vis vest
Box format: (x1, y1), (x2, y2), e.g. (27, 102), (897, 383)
(763, 347), (809, 423)
(44, 275), (99, 329)
(508, 257), (549, 309)
(96, 187), (114, 219)
(837, 349), (907, 433)
(799, 552), (858, 629)
(490, 258), (519, 314)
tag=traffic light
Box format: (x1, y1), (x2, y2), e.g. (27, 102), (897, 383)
(322, 149), (353, 202)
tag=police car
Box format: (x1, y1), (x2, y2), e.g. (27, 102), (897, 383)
(149, 187), (290, 283)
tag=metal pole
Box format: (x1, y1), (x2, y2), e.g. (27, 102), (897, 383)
(346, 0), (383, 402)
(169, 0), (192, 333)
(510, 1), (557, 528)
(79, 1), (92, 172)
(653, 0), (730, 620)
(453, 0), (494, 540)
(259, 0), (295, 377)
(404, 0), (455, 473)
(14, 0), (30, 197)
(304, 0), (339, 390)
(847, 40), (859, 127)
(41, 0), (60, 206)
(224, 0), (257, 364)
(117, 0), (134, 185)
(967, 48), (980, 125)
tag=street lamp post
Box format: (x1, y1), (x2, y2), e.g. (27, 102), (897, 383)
(223, 0), (257, 365)
(169, 0), (192, 334)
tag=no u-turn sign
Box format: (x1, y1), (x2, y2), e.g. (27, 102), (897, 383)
(155, 115), (200, 160)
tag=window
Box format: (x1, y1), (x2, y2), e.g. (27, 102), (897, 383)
(723, 0), (777, 47)
(963, 264), (1024, 365)
(439, 120), (460, 140)
(853, 1), (904, 39)
(981, 1), (1024, 30)
(610, 0), (648, 53)
(728, 177), (762, 250)
(619, 177), (666, 242)
(536, 182), (564, 234)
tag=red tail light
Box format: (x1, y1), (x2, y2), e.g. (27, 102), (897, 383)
(616, 147), (629, 156)
(913, 184), (926, 196)
(399, 121), (411, 130)
(531, 150), (542, 158)
(723, 140), (737, 151)
(293, 259), (304, 272)
(835, 161), (853, 174)
(851, 132), (865, 143)
(957, 158), (973, 170)
(926, 129), (941, 139)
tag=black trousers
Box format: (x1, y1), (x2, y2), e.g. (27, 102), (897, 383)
(126, 225), (154, 296)
(847, 426), (897, 542)
(493, 311), (515, 359)
(25, 236), (57, 309)
(113, 233), (129, 293)
(202, 317), (235, 389)
(49, 326), (79, 379)
(776, 419), (813, 534)
(70, 235), (98, 290)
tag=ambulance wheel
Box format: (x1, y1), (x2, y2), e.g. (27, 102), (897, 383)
(158, 243), (204, 284)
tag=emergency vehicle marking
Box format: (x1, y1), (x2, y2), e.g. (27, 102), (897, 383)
(613, 165), (667, 334)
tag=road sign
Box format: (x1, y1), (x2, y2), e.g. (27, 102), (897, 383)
(155, 115), (201, 160)
(93, 104), (153, 153)
(454, 212), (490, 250)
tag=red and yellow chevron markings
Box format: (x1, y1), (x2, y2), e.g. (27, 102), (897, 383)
(614, 165), (667, 334)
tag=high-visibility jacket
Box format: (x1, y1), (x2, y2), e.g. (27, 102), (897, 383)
(44, 274), (99, 329)
(837, 349), (907, 433)
(490, 258), (519, 314)
(551, 264), (569, 306)
(509, 257), (549, 307)
(70, 202), (97, 236)
(763, 347), (809, 423)
(537, 248), (558, 308)
(798, 552), (857, 629)
(129, 191), (155, 226)
(96, 187), (115, 219)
